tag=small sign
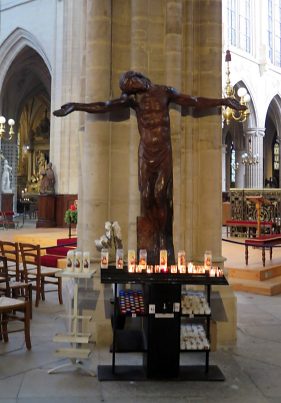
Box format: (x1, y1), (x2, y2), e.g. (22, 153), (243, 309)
(155, 313), (174, 319)
(149, 304), (155, 314)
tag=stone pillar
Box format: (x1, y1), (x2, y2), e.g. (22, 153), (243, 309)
(225, 143), (231, 191)
(108, 1), (132, 250)
(77, 0), (112, 349)
(165, 0), (183, 253)
(50, 0), (83, 195)
(222, 145), (227, 192)
(128, 0), (149, 249)
(181, 0), (195, 259)
(184, 1), (237, 346)
(244, 128), (264, 188)
(74, 0), (237, 348)
(79, 0), (112, 255)
(235, 150), (245, 188)
(190, 0), (223, 258)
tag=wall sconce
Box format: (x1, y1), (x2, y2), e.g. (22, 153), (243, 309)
(0, 116), (15, 140)
(222, 50), (250, 125)
(22, 144), (30, 153)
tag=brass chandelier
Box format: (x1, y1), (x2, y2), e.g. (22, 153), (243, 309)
(222, 50), (250, 125)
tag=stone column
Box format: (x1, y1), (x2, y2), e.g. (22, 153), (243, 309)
(127, 0), (149, 249)
(225, 143), (231, 191)
(190, 0), (223, 258)
(181, 0), (195, 259)
(165, 0), (183, 253)
(108, 1), (136, 244)
(222, 145), (227, 192)
(235, 150), (245, 188)
(77, 0), (112, 349)
(186, 1), (237, 346)
(50, 0), (83, 195)
(244, 128), (264, 188)
(79, 0), (112, 255)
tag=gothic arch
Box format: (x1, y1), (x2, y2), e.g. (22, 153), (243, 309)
(0, 27), (51, 93)
(265, 95), (281, 135)
(0, 28), (52, 210)
(264, 94), (281, 187)
(236, 80), (257, 130)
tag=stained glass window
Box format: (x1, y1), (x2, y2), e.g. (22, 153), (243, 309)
(273, 140), (279, 170)
(231, 142), (236, 186)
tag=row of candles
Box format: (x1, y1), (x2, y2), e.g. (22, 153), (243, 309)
(100, 248), (224, 277)
(66, 250), (91, 273)
(180, 324), (210, 351)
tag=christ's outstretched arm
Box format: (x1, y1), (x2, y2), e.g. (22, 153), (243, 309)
(167, 87), (246, 111)
(53, 96), (132, 117)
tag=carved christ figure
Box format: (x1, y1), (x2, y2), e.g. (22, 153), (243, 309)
(54, 71), (245, 261)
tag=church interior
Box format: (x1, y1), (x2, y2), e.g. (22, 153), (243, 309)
(0, 1), (281, 401)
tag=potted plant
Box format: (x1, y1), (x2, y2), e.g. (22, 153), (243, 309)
(64, 201), (77, 237)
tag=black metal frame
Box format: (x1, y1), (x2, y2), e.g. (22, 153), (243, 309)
(98, 267), (228, 381)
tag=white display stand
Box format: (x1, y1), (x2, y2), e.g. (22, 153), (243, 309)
(48, 269), (96, 376)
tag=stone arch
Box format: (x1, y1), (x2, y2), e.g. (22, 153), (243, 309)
(265, 95), (281, 136)
(264, 94), (281, 187)
(0, 27), (51, 93)
(0, 28), (52, 211)
(236, 81), (257, 130)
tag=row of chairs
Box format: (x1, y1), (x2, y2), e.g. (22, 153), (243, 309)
(0, 241), (63, 350)
(0, 256), (31, 349)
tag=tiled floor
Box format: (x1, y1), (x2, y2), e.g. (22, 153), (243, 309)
(1, 290), (281, 402)
(0, 224), (281, 402)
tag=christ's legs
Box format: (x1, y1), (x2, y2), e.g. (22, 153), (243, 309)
(139, 153), (173, 253)
(154, 168), (171, 249)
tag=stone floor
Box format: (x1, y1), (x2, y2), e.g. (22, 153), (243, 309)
(0, 288), (281, 403)
(0, 223), (281, 402)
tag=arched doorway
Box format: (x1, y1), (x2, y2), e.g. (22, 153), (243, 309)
(223, 119), (245, 191)
(264, 96), (281, 188)
(0, 44), (51, 215)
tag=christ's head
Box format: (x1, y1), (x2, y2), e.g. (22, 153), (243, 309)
(119, 71), (152, 94)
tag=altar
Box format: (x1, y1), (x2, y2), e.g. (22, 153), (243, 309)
(228, 188), (281, 236)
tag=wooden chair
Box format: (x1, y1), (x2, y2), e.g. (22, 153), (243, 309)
(0, 255), (9, 295)
(19, 243), (63, 307)
(0, 241), (32, 318)
(0, 240), (23, 281)
(0, 256), (31, 350)
(0, 212), (6, 230)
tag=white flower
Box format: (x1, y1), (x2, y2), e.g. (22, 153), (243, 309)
(101, 235), (110, 247)
(95, 240), (103, 251)
(112, 221), (122, 240)
(105, 221), (112, 239)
